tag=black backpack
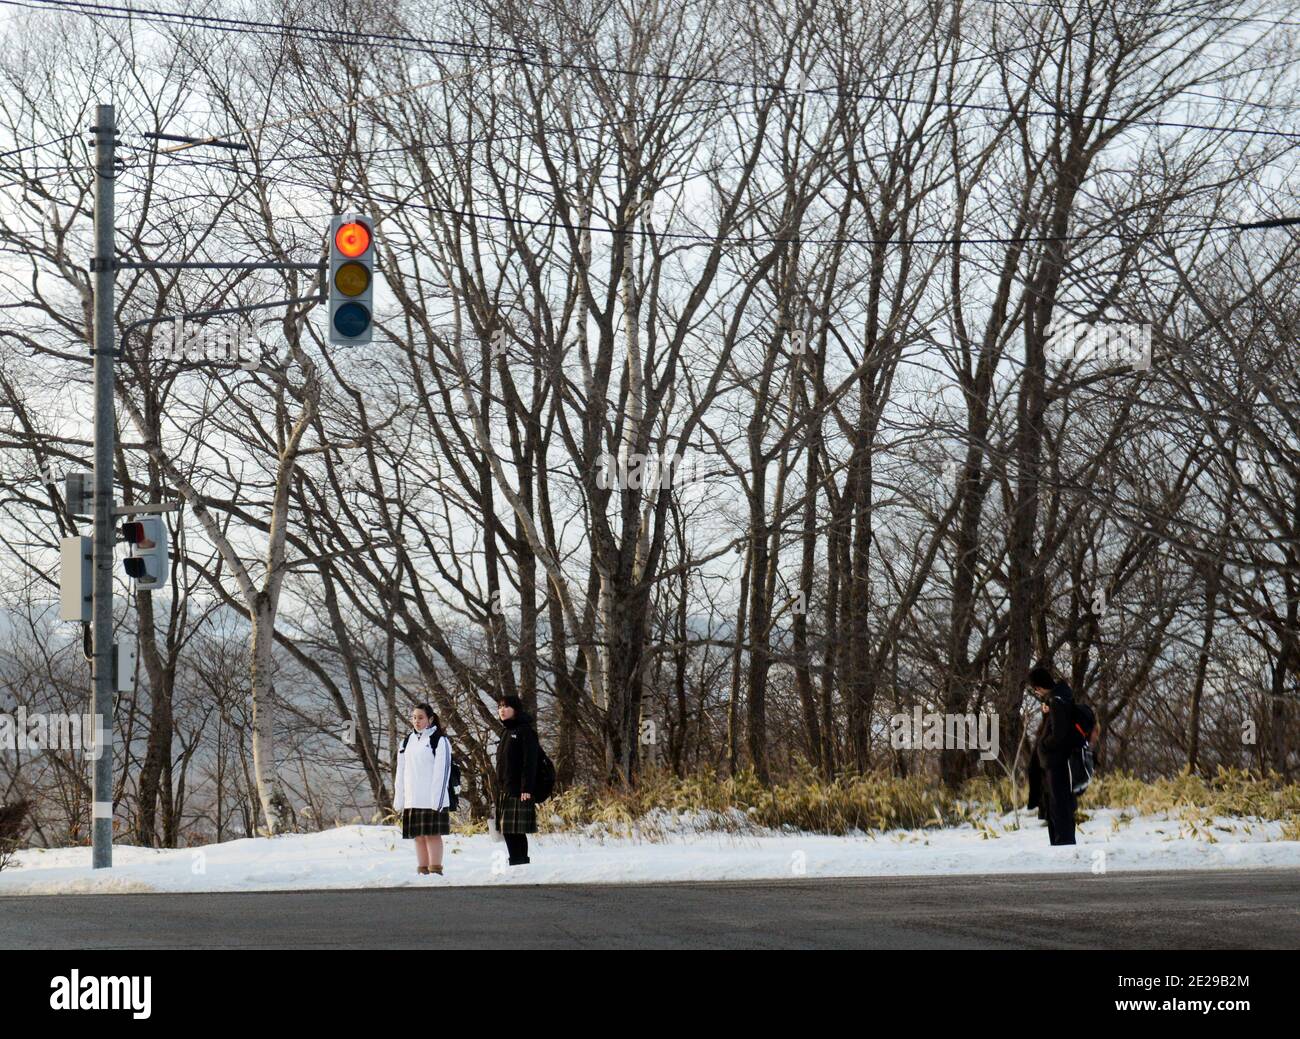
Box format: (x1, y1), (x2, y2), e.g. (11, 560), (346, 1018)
(533, 740), (556, 804)
(1072, 703), (1098, 747)
(400, 729), (463, 812)
(1068, 703), (1099, 794)
(506, 727), (556, 803)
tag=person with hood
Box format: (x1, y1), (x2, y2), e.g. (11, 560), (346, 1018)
(393, 703), (453, 875)
(494, 695), (539, 866)
(1027, 665), (1079, 846)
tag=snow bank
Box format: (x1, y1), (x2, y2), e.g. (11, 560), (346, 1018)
(1, 808), (1296, 895)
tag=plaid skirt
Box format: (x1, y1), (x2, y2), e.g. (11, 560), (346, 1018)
(497, 796), (537, 835)
(401, 807), (450, 838)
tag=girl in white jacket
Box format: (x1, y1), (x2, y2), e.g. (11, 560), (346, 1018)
(393, 703), (453, 875)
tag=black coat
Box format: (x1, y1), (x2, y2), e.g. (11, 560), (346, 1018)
(496, 716), (540, 798)
(1026, 718), (1049, 816)
(1036, 681), (1079, 769)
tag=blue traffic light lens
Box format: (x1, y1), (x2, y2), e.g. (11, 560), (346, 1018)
(333, 302), (371, 339)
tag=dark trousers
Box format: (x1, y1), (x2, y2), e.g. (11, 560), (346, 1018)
(1044, 763), (1076, 845)
(504, 833), (529, 865)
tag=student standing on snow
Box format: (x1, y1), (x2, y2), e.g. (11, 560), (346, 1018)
(495, 695), (539, 866)
(393, 703), (453, 875)
(1027, 666), (1079, 846)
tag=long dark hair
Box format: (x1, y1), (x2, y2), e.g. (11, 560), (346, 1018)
(412, 703), (440, 732)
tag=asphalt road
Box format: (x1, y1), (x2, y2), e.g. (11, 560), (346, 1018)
(2, 869), (1297, 949)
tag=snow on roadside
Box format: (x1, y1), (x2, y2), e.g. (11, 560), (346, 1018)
(0, 808), (1296, 895)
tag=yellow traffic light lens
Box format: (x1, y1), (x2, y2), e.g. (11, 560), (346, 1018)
(335, 221), (371, 257)
(334, 261), (370, 297)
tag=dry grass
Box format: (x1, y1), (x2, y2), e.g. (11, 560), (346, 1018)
(1081, 767), (1300, 821)
(517, 766), (1300, 840)
(538, 769), (963, 837)
(0, 800), (29, 871)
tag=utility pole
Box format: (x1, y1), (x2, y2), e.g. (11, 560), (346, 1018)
(90, 103), (116, 869)
(63, 107), (328, 862)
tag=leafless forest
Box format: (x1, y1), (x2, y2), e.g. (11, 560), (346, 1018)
(1, 0), (1297, 847)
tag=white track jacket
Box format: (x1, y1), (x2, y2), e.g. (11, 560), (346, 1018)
(393, 727), (452, 812)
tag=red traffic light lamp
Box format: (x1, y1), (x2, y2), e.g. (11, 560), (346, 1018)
(119, 521), (156, 548)
(334, 221), (371, 258)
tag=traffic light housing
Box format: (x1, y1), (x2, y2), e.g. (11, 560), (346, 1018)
(120, 518), (169, 591)
(59, 536), (92, 622)
(328, 214), (374, 346)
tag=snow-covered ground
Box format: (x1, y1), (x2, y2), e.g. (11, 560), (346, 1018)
(1, 808), (1297, 895)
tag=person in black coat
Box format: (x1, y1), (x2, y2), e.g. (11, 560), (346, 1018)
(495, 695), (540, 866)
(1026, 710), (1050, 822)
(1027, 665), (1079, 845)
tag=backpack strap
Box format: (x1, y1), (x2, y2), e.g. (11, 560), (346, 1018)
(400, 732), (411, 753)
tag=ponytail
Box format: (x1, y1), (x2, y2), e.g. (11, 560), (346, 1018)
(413, 703), (439, 731)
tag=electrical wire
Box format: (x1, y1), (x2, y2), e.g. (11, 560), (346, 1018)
(214, 159), (1300, 247)
(10, 0), (1300, 142)
(0, 133), (79, 159)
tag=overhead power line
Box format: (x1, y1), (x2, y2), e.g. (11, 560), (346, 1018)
(225, 161), (1300, 248)
(967, 0), (1300, 30)
(0, 133), (79, 159)
(10, 0), (1300, 142)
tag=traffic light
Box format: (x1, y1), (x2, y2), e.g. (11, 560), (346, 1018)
(120, 518), (169, 591)
(328, 214), (374, 346)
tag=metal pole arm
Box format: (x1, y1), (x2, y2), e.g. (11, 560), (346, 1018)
(116, 261), (324, 271)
